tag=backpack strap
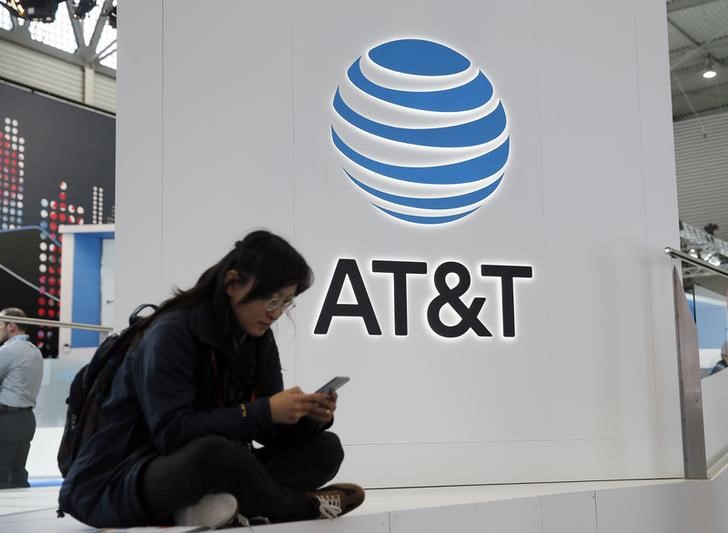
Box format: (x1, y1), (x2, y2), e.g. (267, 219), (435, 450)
(128, 304), (158, 326)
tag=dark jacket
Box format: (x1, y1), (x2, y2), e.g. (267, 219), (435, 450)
(58, 299), (317, 527)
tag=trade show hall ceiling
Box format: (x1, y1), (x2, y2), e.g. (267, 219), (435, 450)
(669, 0), (728, 120)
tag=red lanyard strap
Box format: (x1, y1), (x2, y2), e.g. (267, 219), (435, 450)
(209, 350), (224, 408)
(210, 349), (256, 408)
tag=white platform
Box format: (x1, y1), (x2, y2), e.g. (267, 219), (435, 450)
(3, 472), (728, 533)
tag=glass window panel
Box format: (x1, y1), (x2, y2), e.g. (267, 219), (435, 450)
(81, 4), (102, 45)
(96, 22), (116, 54)
(28, 5), (78, 54)
(0, 7), (13, 30)
(100, 49), (116, 70)
(687, 284), (728, 377)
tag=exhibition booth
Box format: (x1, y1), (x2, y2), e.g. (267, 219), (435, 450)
(5, 0), (728, 531)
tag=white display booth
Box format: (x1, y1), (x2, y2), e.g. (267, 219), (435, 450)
(116, 0), (681, 487)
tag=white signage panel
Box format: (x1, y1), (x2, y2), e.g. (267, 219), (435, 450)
(290, 0), (680, 485)
(117, 0), (682, 486)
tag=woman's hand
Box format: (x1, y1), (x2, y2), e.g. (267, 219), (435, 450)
(269, 387), (317, 424)
(307, 391), (337, 425)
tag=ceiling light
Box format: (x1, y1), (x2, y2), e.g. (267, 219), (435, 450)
(106, 4), (115, 28)
(4, 0), (63, 22)
(702, 60), (718, 79)
(72, 0), (96, 19)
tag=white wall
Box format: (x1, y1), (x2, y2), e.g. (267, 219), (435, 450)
(27, 428), (63, 479)
(115, 0), (164, 325)
(701, 369), (728, 471)
(116, 0), (682, 486)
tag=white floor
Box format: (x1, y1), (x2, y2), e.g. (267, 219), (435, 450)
(0, 478), (688, 533)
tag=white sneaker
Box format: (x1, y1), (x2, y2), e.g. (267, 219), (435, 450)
(173, 493), (238, 529)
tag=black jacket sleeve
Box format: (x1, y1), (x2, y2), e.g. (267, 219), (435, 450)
(131, 321), (275, 454)
(252, 334), (332, 446)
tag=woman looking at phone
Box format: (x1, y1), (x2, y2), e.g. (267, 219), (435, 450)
(58, 230), (364, 528)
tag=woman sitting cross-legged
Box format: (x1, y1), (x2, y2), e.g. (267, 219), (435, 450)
(58, 230), (364, 528)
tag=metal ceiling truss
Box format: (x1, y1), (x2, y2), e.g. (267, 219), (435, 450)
(0, 0), (116, 77)
(669, 18), (725, 70)
(674, 102), (728, 121)
(680, 222), (728, 278)
(670, 34), (728, 56)
(667, 0), (724, 14)
(668, 0), (728, 120)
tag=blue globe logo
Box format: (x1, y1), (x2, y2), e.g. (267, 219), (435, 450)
(331, 38), (510, 225)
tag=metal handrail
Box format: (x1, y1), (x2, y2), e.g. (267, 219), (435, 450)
(0, 316), (113, 333)
(665, 247), (728, 280)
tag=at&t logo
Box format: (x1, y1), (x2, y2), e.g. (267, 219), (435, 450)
(331, 38), (510, 225)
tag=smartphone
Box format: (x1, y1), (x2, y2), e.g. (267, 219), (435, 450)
(316, 376), (350, 394)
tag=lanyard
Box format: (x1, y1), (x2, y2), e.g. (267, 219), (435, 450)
(209, 350), (224, 408)
(209, 350), (256, 408)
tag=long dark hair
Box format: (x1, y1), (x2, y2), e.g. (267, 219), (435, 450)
(136, 230), (313, 347)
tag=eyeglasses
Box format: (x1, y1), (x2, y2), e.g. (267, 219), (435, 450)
(264, 296), (296, 314)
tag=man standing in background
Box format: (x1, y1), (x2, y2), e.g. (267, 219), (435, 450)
(0, 308), (43, 489)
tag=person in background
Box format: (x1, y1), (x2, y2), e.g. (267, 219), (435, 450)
(710, 341), (728, 375)
(59, 230), (364, 528)
(0, 307), (44, 489)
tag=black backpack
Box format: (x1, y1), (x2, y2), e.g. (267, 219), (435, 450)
(57, 304), (157, 478)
